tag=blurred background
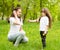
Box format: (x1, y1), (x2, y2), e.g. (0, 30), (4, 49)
(0, 0), (60, 22)
(0, 0), (60, 50)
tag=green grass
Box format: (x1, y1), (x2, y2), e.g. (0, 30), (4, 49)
(0, 20), (60, 50)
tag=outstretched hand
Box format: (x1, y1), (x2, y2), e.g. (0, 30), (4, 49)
(28, 19), (31, 22)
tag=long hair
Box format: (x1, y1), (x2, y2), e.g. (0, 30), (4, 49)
(41, 8), (52, 28)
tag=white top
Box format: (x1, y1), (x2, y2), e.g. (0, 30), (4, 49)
(8, 17), (23, 35)
(40, 16), (49, 31)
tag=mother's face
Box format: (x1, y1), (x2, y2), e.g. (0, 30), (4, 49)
(16, 9), (22, 17)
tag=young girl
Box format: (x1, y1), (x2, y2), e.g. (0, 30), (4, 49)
(29, 8), (52, 48)
(8, 7), (28, 46)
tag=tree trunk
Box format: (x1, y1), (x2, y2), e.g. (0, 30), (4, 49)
(2, 13), (4, 20)
(40, 0), (43, 12)
(12, 0), (14, 11)
(2, 0), (4, 20)
(23, 3), (29, 22)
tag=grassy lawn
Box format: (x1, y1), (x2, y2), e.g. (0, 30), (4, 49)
(0, 20), (60, 50)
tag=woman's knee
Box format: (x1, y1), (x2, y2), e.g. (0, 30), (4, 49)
(25, 37), (28, 42)
(8, 37), (13, 42)
(8, 36), (15, 42)
(22, 37), (28, 42)
(19, 31), (25, 36)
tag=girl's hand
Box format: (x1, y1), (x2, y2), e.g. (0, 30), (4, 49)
(28, 19), (37, 22)
(43, 31), (47, 36)
(28, 19), (31, 22)
(43, 33), (46, 36)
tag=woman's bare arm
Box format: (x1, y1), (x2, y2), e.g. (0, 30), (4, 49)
(13, 19), (20, 25)
(13, 10), (20, 25)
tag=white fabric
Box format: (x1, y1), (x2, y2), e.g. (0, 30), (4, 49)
(8, 17), (23, 36)
(40, 16), (49, 31)
(8, 17), (28, 46)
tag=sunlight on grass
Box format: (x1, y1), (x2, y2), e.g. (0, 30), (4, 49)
(0, 20), (60, 50)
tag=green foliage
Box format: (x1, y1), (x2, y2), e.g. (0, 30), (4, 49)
(0, 0), (60, 21)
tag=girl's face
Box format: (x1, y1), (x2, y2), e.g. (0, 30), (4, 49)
(41, 9), (46, 16)
(41, 12), (46, 16)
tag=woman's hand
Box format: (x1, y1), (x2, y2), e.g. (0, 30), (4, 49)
(19, 25), (23, 31)
(13, 10), (17, 18)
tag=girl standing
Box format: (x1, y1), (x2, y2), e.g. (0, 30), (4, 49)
(29, 8), (52, 48)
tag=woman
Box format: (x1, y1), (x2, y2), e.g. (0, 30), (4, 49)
(8, 7), (28, 46)
(29, 8), (52, 48)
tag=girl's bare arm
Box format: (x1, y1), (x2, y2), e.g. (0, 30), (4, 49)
(28, 17), (40, 22)
(43, 25), (49, 36)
